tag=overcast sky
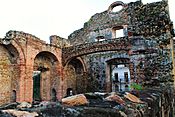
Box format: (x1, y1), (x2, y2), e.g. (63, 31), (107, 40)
(0, 0), (174, 42)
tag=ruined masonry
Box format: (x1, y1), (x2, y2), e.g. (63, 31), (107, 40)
(0, 1), (174, 116)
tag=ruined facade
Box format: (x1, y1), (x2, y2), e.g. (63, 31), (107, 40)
(0, 31), (62, 105)
(0, 0), (174, 108)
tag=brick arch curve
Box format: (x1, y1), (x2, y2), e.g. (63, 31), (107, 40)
(33, 50), (60, 66)
(11, 40), (25, 63)
(7, 40), (25, 102)
(76, 57), (87, 73)
(34, 51), (59, 64)
(65, 57), (87, 73)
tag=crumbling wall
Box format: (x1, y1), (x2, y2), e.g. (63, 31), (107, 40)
(0, 44), (20, 105)
(66, 0), (174, 88)
(81, 51), (130, 91)
(128, 1), (171, 37)
(50, 35), (71, 47)
(68, 1), (128, 45)
(0, 45), (12, 105)
(127, 1), (174, 83)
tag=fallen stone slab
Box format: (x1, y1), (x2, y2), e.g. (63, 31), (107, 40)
(105, 93), (125, 105)
(62, 94), (88, 106)
(2, 109), (38, 117)
(124, 92), (144, 103)
(17, 102), (32, 109)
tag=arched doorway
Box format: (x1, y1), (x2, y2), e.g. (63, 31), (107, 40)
(0, 44), (20, 105)
(106, 58), (133, 92)
(65, 57), (86, 95)
(33, 51), (59, 102)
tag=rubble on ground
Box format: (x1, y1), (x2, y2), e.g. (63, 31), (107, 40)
(0, 85), (173, 117)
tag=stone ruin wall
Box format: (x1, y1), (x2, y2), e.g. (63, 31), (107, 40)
(0, 0), (174, 105)
(67, 0), (174, 90)
(0, 45), (13, 105)
(0, 44), (20, 105)
(68, 1), (128, 44)
(80, 51), (130, 91)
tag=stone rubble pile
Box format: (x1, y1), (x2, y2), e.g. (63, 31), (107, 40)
(0, 86), (173, 117)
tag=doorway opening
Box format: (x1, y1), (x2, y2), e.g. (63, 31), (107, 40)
(51, 88), (57, 102)
(66, 88), (73, 97)
(33, 71), (41, 101)
(11, 90), (17, 102)
(112, 64), (130, 91)
(106, 58), (132, 92)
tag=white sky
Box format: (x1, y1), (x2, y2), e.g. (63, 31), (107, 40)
(0, 0), (174, 42)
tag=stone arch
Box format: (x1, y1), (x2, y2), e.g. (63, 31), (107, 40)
(73, 57), (87, 72)
(65, 57), (87, 73)
(65, 57), (87, 95)
(6, 39), (26, 102)
(33, 51), (60, 101)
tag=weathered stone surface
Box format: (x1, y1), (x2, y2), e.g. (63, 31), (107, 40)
(0, 2), (174, 117)
(0, 102), (19, 110)
(124, 92), (143, 103)
(105, 93), (125, 104)
(0, 111), (14, 117)
(17, 102), (32, 109)
(62, 94), (88, 106)
(0, 45), (13, 105)
(2, 109), (38, 117)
